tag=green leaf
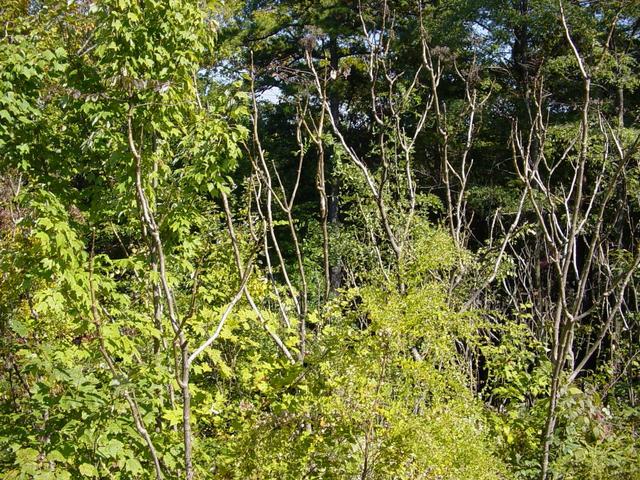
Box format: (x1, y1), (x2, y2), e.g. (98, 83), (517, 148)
(16, 447), (39, 463)
(78, 464), (98, 477)
(125, 458), (143, 474)
(9, 319), (28, 337)
(98, 439), (124, 459)
(163, 408), (183, 427)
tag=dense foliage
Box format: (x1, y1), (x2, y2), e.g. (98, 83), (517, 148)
(1, 0), (640, 479)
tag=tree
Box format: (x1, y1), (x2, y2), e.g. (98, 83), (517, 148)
(2, 0), (640, 479)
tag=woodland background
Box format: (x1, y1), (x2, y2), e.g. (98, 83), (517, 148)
(1, 0), (640, 478)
